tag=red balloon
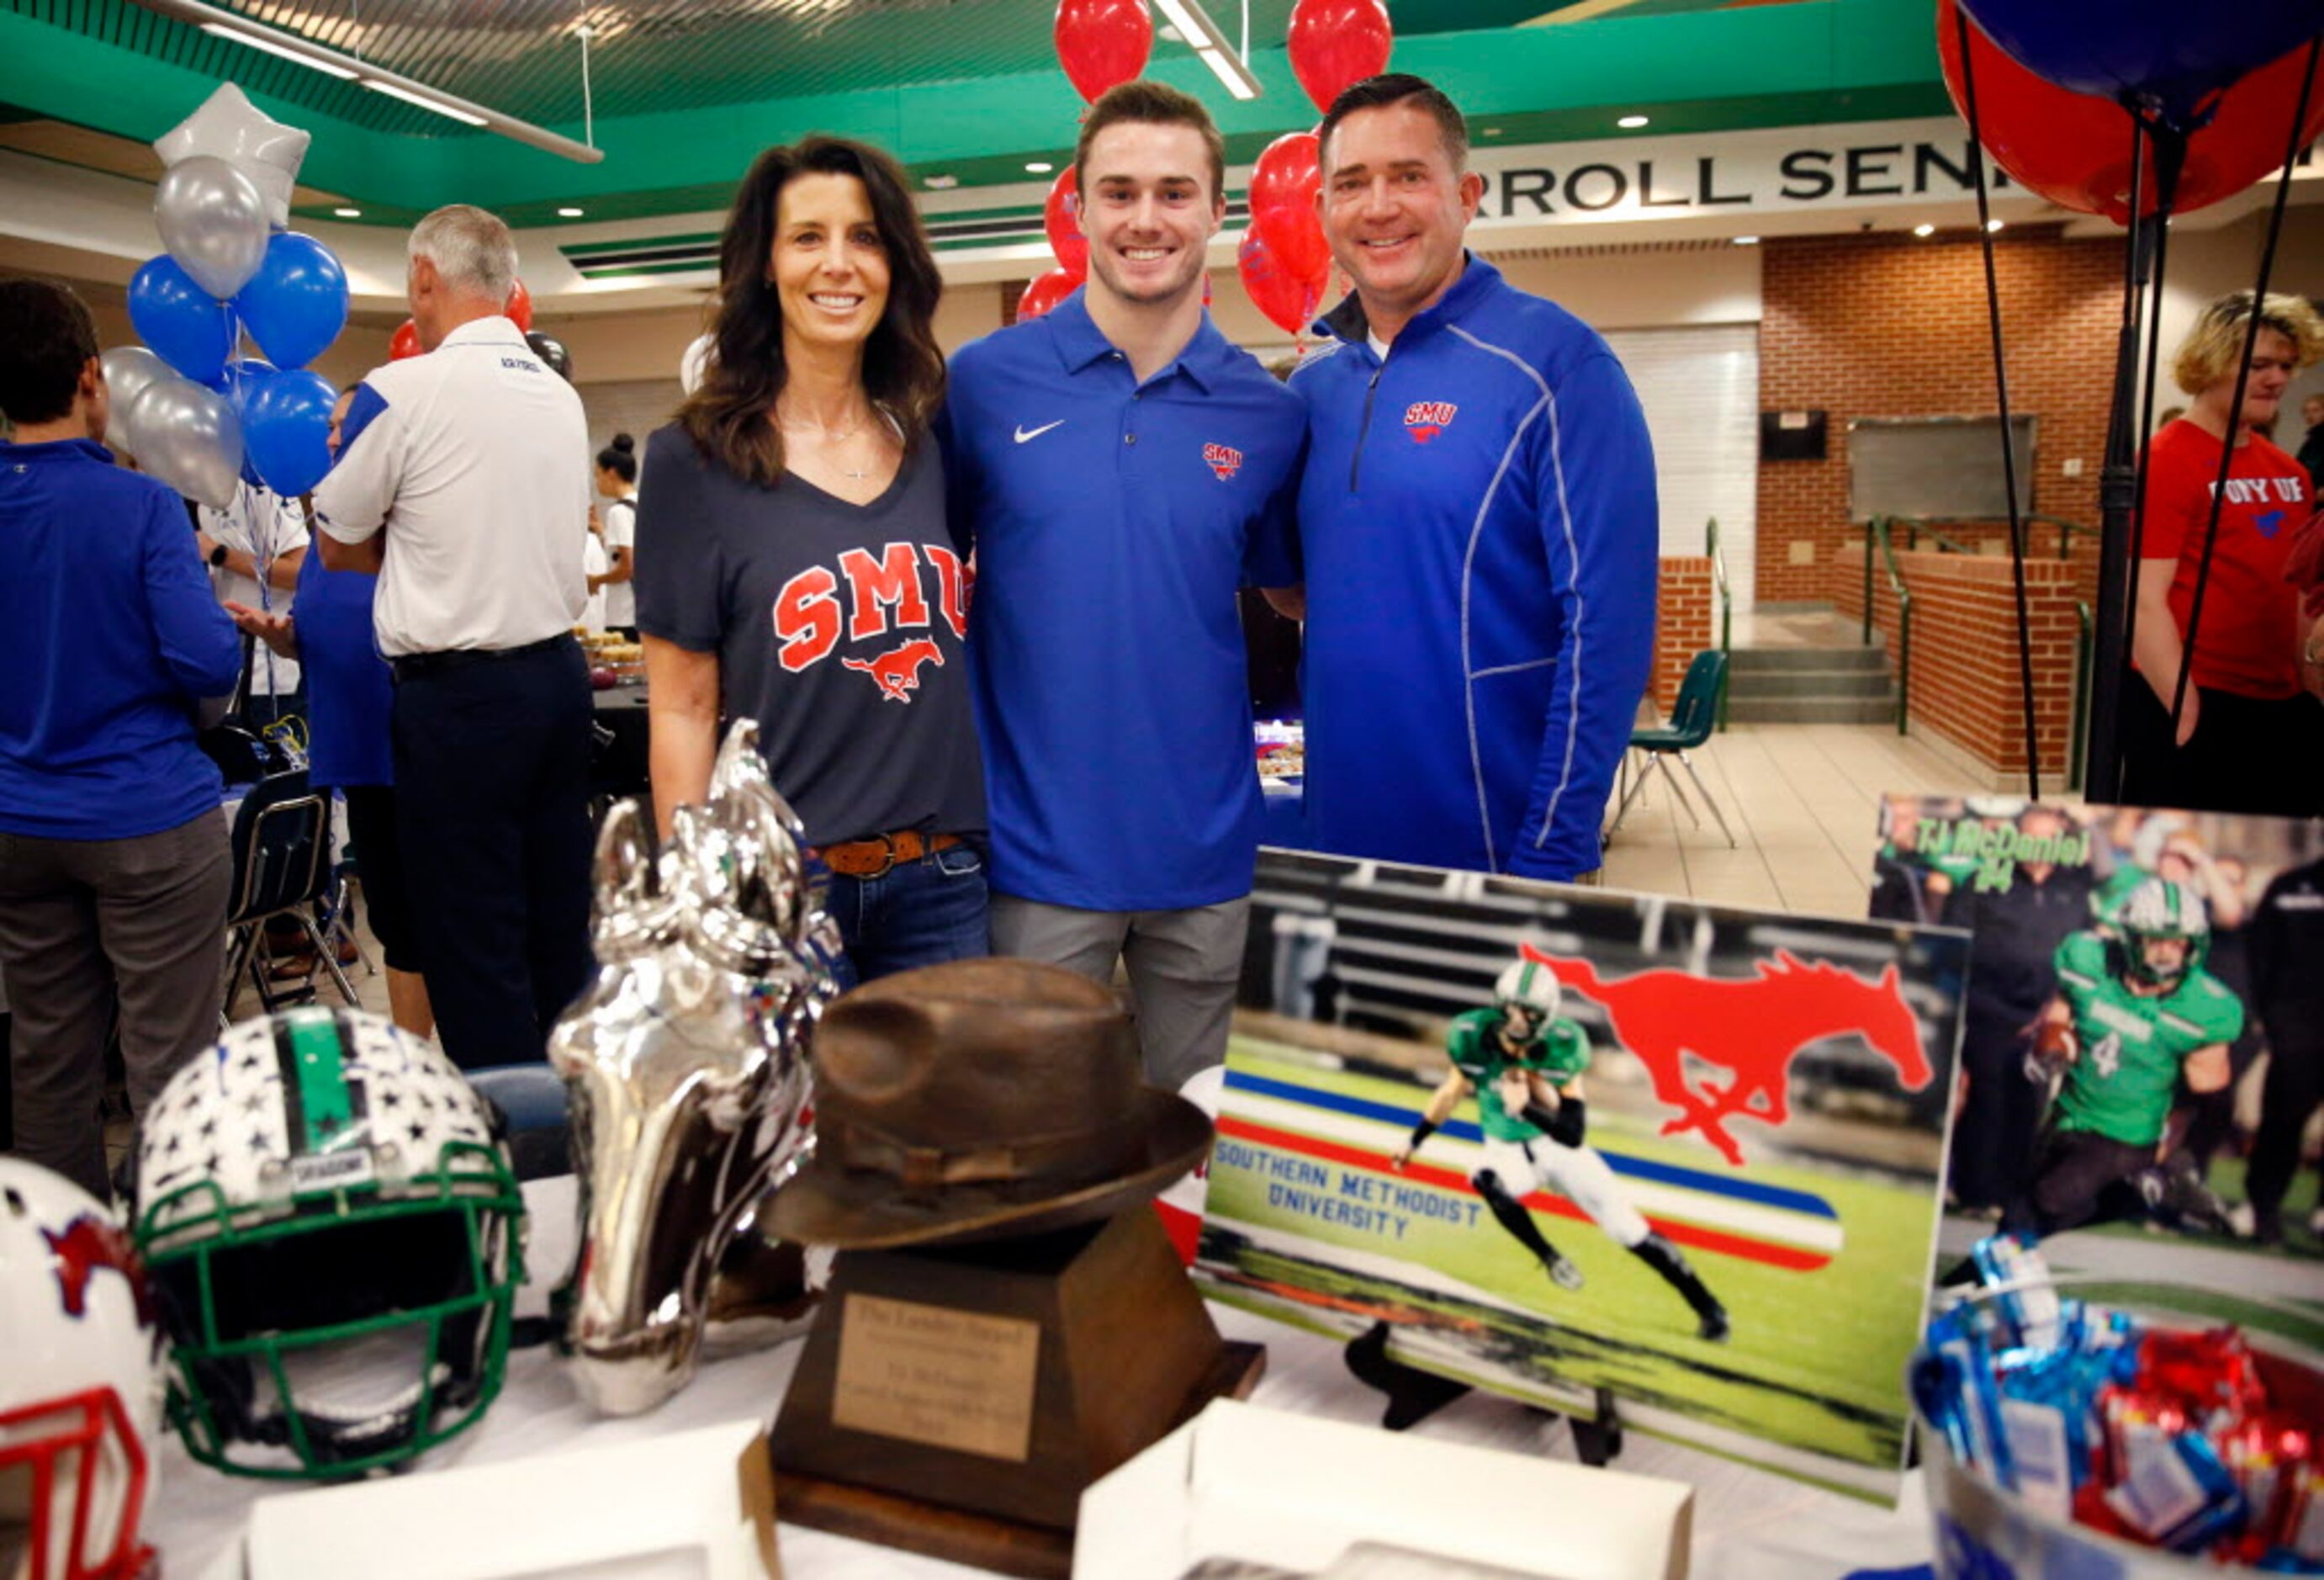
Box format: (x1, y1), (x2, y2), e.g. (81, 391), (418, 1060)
(1044, 169), (1088, 277)
(1054, 0), (1152, 106)
(1940, 0), (2324, 221)
(1249, 131), (1329, 287)
(389, 319), (422, 360)
(1287, 0), (1392, 118)
(506, 277), (534, 331)
(1237, 231), (1324, 337)
(1018, 268), (1082, 322)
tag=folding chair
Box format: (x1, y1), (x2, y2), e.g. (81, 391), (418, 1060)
(221, 771), (360, 1020)
(1607, 650), (1736, 848)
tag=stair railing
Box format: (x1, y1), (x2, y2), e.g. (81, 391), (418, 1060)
(1706, 517), (1732, 732)
(1860, 517), (1914, 736)
(2068, 601), (2094, 793)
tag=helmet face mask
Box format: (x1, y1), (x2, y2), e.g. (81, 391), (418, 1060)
(1493, 957), (1560, 1043)
(0, 1160), (163, 1580)
(2106, 877), (2210, 989)
(132, 1009), (525, 1480)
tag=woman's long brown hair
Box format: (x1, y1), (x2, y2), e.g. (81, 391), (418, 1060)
(677, 135), (946, 487)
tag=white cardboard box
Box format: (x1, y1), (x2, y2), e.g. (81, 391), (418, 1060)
(1075, 1399), (1692, 1580)
(242, 1417), (778, 1580)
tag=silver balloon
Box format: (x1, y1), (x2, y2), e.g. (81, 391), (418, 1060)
(155, 156), (269, 301)
(126, 375), (243, 509)
(548, 720), (841, 1416)
(98, 346), (169, 450)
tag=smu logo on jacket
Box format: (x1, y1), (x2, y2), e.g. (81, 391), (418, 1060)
(771, 540), (969, 704)
(1405, 401), (1457, 443)
(1203, 442), (1244, 480)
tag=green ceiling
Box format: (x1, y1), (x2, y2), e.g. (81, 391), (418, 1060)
(0, 0), (1949, 226)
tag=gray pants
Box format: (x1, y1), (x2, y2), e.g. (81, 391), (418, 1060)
(0, 811), (230, 1199)
(987, 893), (1250, 1092)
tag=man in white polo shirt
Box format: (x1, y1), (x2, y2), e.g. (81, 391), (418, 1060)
(315, 203), (593, 1068)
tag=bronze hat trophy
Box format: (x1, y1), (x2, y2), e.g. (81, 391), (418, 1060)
(549, 720), (841, 1416)
(767, 959), (1263, 1575)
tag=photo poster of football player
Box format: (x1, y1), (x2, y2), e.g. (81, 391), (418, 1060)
(1194, 850), (1969, 1501)
(1867, 796), (2324, 1338)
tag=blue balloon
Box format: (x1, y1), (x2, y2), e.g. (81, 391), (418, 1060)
(233, 232), (349, 370)
(1959, 0), (2324, 127)
(129, 255), (232, 386)
(244, 368), (338, 496)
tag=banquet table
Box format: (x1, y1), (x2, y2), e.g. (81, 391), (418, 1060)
(151, 1181), (1935, 1580)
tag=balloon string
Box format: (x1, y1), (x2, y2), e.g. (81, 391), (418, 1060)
(2119, 113), (2157, 690)
(1955, 5), (2041, 801)
(2166, 33), (2321, 740)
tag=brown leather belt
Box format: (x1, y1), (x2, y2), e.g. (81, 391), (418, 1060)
(814, 830), (961, 878)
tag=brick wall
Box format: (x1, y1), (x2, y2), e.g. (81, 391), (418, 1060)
(1655, 556), (1715, 711)
(1757, 227), (2120, 608)
(1861, 549), (2087, 783)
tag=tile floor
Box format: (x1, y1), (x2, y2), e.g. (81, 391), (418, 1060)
(1598, 607), (1968, 917)
(1599, 720), (1962, 918)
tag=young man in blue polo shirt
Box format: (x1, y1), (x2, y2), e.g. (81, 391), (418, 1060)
(1291, 75), (1658, 882)
(941, 81), (1304, 1090)
(0, 278), (241, 1197)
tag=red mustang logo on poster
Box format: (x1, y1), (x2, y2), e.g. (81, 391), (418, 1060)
(1522, 942), (1930, 1165)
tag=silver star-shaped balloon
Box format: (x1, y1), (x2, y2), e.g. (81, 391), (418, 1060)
(153, 83), (310, 231)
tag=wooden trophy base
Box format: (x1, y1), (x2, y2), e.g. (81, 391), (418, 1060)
(768, 1206), (1264, 1578)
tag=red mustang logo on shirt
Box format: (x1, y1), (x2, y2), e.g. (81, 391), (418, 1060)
(843, 638), (945, 703)
(1203, 443), (1244, 480)
(1405, 401), (1458, 443)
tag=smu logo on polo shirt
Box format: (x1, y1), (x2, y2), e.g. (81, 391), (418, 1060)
(1405, 401), (1457, 443)
(1202, 442), (1243, 480)
(772, 540), (968, 705)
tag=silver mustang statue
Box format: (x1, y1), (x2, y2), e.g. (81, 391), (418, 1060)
(549, 720), (841, 1415)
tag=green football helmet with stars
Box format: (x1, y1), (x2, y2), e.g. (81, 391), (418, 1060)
(130, 1007), (524, 1479)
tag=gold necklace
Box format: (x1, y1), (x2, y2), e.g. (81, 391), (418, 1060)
(777, 406), (881, 481)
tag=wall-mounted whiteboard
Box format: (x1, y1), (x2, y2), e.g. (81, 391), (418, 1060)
(1847, 415), (2038, 523)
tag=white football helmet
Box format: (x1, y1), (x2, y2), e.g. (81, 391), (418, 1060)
(132, 1007), (524, 1479)
(1495, 956), (1561, 1040)
(0, 1158), (165, 1580)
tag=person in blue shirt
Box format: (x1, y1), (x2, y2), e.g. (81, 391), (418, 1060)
(940, 82), (1305, 1090)
(1290, 74), (1658, 883)
(0, 278), (241, 1198)
(225, 390), (432, 1039)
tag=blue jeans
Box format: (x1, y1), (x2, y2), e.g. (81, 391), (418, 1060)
(826, 840), (990, 991)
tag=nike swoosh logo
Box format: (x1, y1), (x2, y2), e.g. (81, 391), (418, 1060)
(1014, 421), (1064, 443)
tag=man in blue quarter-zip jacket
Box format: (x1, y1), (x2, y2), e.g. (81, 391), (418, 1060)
(1290, 74), (1657, 882)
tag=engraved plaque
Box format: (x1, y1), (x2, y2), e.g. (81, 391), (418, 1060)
(830, 1293), (1041, 1462)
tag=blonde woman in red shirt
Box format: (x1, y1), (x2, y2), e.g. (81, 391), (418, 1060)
(2124, 290), (2324, 817)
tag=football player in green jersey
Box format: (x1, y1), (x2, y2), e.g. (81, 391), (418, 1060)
(2008, 877), (2241, 1236)
(1392, 956), (1730, 1340)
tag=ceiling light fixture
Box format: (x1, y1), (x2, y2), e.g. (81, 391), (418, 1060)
(362, 77), (489, 127)
(557, 205), (585, 218)
(1151, 0), (1262, 100)
(1985, 218), (2005, 232)
(130, 0), (602, 162)
(201, 20), (357, 78)
(1025, 162), (1055, 174)
(1733, 235), (1760, 246)
(924, 174), (960, 190)
(1913, 223), (1936, 236)
(1617, 114), (1649, 129)
(333, 206), (362, 218)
